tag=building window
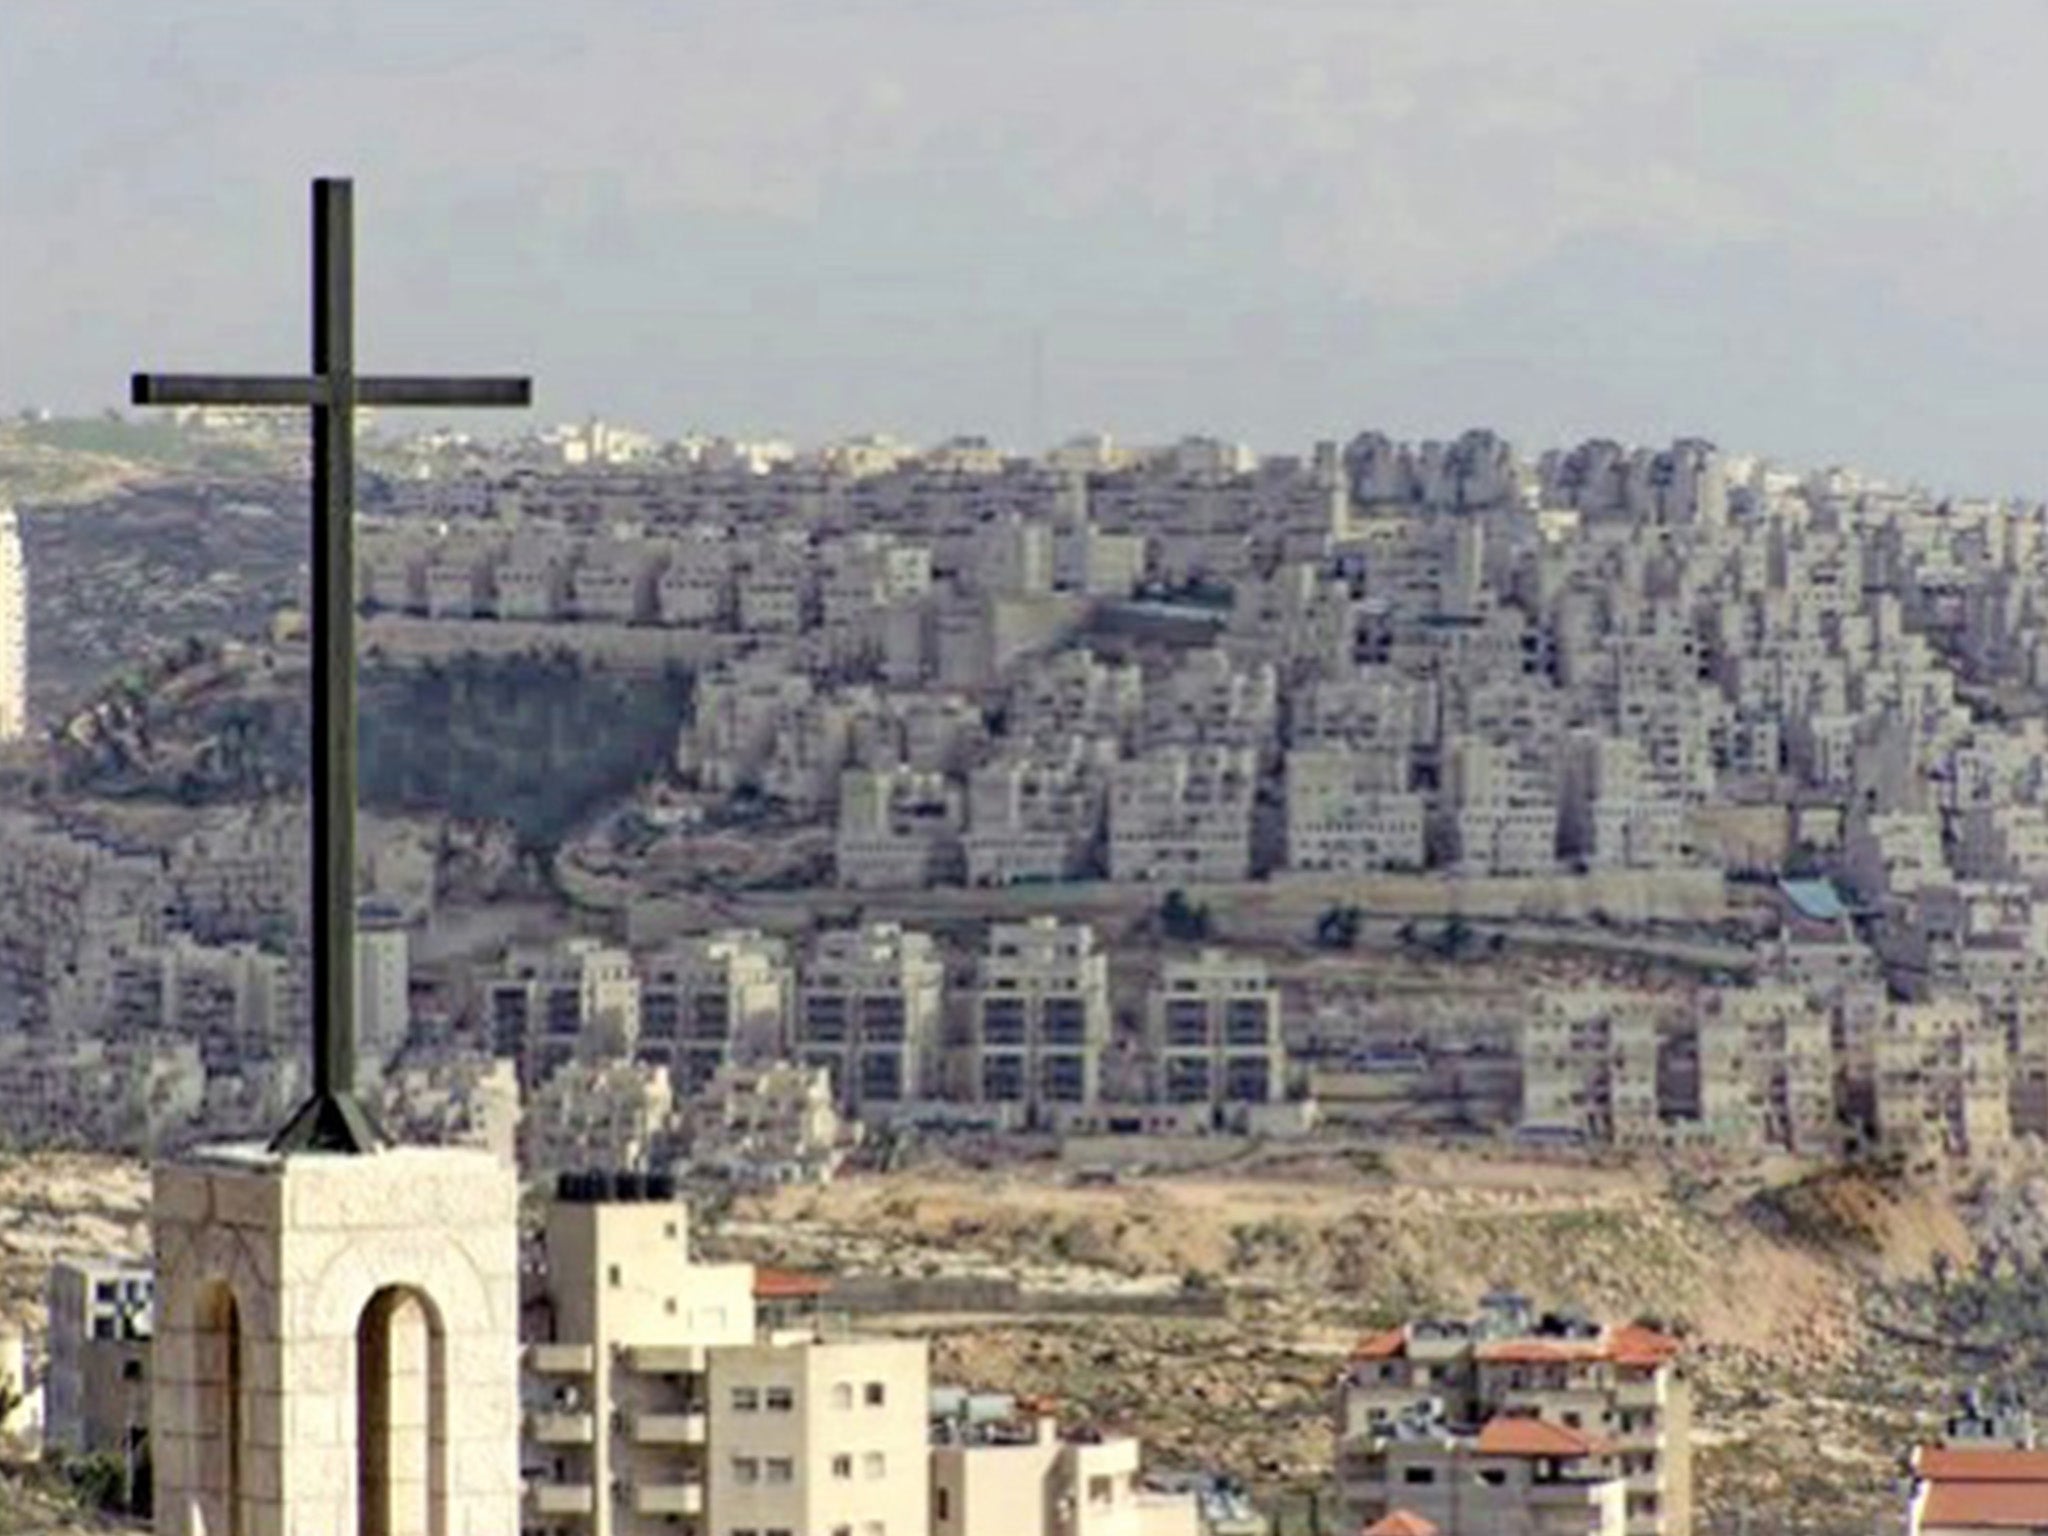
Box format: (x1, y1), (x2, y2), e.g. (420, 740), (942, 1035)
(121, 1360), (144, 1382)
(733, 1529), (758, 1536)
(607, 1265), (622, 1288)
(862, 1524), (884, 1536)
(831, 1382), (854, 1409)
(1402, 1468), (1435, 1485)
(731, 1387), (760, 1412)
(765, 1458), (794, 1485)
(732, 1458), (759, 1485)
(832, 1454), (853, 1480)
(664, 1222), (679, 1239)
(831, 1527), (853, 1536)
(1087, 1474), (1112, 1504)
(935, 1489), (950, 1522)
(1478, 1468), (1507, 1487)
(765, 1386), (795, 1412)
(862, 1452), (886, 1479)
(664, 1298), (677, 1316)
(864, 1381), (886, 1406)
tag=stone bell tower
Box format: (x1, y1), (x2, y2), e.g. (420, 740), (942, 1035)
(129, 177), (534, 1536)
(151, 1148), (519, 1536)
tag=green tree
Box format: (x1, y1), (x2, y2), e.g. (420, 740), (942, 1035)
(1315, 904), (1363, 950)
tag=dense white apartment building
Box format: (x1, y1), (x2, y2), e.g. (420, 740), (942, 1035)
(961, 745), (1113, 887)
(1517, 993), (1662, 1147)
(1285, 747), (1427, 872)
(835, 766), (965, 890)
(1146, 950), (1286, 1114)
(794, 924), (945, 1117)
(636, 931), (793, 1095)
(964, 918), (1112, 1120)
(489, 939), (643, 1085)
(1107, 746), (1256, 883)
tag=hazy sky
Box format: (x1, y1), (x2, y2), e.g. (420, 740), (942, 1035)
(8, 1), (2048, 490)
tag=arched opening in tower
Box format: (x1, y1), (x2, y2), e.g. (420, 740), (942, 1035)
(356, 1285), (448, 1536)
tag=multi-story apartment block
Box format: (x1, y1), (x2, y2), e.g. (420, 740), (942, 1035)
(1517, 994), (1661, 1147)
(678, 662), (815, 795)
(1871, 999), (2011, 1160)
(1141, 649), (1278, 751)
(1107, 746), (1256, 883)
(962, 747), (1113, 887)
(1438, 738), (1557, 876)
(1008, 649), (1143, 751)
(1146, 950), (1286, 1114)
(522, 1060), (676, 1175)
(795, 924), (945, 1117)
(636, 931), (793, 1096)
(1285, 747), (1428, 873)
(835, 767), (965, 890)
(524, 1176), (757, 1536)
(0, 814), (165, 1032)
(0, 1035), (204, 1154)
(1338, 1299), (1690, 1536)
(707, 1334), (930, 1536)
(44, 1258), (153, 1470)
(489, 939), (643, 1086)
(678, 1061), (853, 1186)
(1557, 733), (1687, 871)
(965, 918), (1112, 1121)
(1691, 987), (1837, 1155)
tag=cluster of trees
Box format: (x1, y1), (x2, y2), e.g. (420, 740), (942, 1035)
(357, 652), (694, 852)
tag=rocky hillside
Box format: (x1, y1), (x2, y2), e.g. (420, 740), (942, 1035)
(723, 1147), (2007, 1535)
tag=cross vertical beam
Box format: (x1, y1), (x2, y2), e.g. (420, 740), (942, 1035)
(282, 177), (378, 1153)
(129, 177), (531, 1154)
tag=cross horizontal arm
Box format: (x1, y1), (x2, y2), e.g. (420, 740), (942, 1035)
(356, 376), (531, 407)
(131, 374), (320, 407)
(132, 373), (531, 408)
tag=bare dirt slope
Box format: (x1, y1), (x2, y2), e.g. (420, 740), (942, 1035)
(730, 1147), (1985, 1535)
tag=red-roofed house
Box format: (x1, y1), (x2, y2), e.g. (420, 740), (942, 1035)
(1910, 1443), (2048, 1534)
(1337, 1413), (1626, 1536)
(1362, 1512), (1439, 1536)
(1338, 1311), (1689, 1535)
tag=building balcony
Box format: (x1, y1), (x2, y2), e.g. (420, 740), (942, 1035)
(527, 1411), (596, 1445)
(625, 1344), (706, 1375)
(526, 1342), (596, 1374)
(631, 1411), (709, 1446)
(1614, 1374), (1667, 1408)
(527, 1482), (596, 1517)
(632, 1482), (705, 1517)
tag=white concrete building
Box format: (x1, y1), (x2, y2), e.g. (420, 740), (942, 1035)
(1107, 746), (1256, 884)
(966, 919), (1112, 1120)
(796, 924), (946, 1117)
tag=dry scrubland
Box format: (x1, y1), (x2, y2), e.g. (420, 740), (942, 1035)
(0, 1148), (2018, 1534)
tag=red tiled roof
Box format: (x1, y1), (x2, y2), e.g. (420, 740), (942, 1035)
(1351, 1328), (1408, 1361)
(1474, 1339), (1608, 1364)
(1362, 1512), (1439, 1536)
(752, 1267), (831, 1300)
(1474, 1417), (1609, 1458)
(1920, 1481), (2048, 1527)
(1608, 1323), (1683, 1366)
(1918, 1448), (2048, 1483)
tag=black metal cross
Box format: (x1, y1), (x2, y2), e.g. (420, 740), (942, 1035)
(130, 177), (531, 1153)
